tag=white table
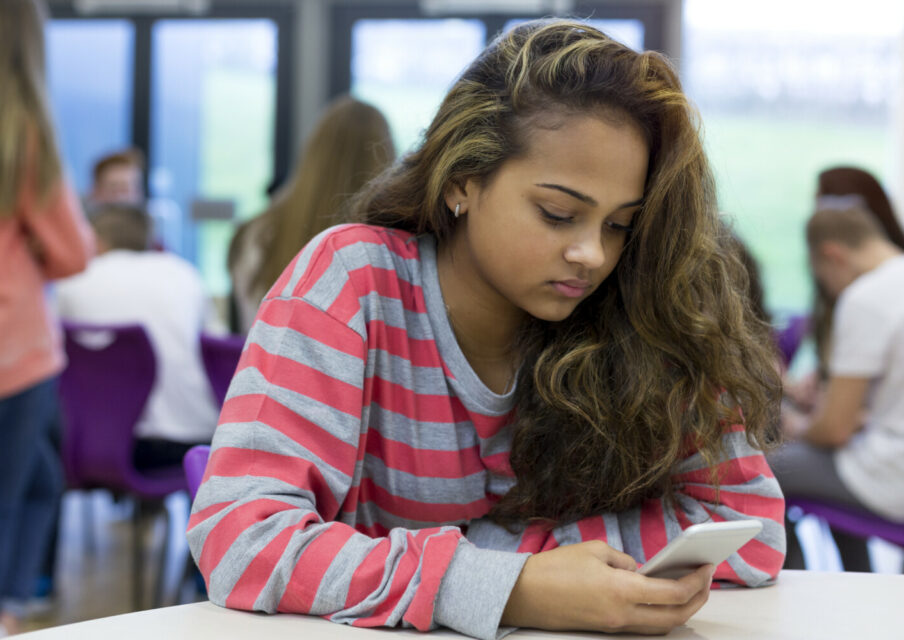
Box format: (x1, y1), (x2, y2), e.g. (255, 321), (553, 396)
(19, 570), (904, 640)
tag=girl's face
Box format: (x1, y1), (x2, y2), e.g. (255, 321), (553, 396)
(445, 112), (649, 323)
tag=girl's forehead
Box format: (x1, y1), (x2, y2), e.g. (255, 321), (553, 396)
(485, 116), (648, 209)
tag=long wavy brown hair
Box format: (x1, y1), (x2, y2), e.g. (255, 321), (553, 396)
(0, 0), (62, 216)
(354, 20), (781, 525)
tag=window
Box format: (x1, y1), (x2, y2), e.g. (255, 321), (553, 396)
(151, 19), (278, 294)
(683, 0), (904, 318)
(351, 19), (486, 154)
(503, 18), (644, 51)
(333, 2), (667, 154)
(46, 20), (134, 193)
(46, 3), (293, 299)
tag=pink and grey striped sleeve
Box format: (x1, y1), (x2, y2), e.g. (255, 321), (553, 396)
(186, 227), (526, 640)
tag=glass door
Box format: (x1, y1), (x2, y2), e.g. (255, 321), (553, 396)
(46, 19), (134, 193)
(149, 19), (278, 296)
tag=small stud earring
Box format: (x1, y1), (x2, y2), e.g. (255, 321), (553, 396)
(454, 203), (461, 218)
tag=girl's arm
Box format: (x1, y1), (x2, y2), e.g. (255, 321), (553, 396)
(21, 179), (94, 279)
(186, 292), (526, 640)
(467, 422), (786, 586)
(465, 426), (782, 633)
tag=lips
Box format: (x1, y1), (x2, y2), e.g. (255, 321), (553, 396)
(551, 279), (591, 298)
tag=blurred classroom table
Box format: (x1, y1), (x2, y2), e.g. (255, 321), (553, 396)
(19, 570), (904, 640)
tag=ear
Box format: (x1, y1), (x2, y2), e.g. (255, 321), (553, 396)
(443, 180), (471, 216)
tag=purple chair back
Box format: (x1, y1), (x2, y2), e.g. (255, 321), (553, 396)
(183, 445), (211, 501)
(59, 321), (186, 498)
(787, 498), (904, 547)
(775, 314), (810, 368)
(199, 333), (245, 407)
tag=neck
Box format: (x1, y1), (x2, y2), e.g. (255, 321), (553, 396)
(436, 229), (524, 373)
(855, 240), (902, 276)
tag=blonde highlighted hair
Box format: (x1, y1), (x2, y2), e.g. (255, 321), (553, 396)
(0, 0), (62, 216)
(356, 20), (781, 524)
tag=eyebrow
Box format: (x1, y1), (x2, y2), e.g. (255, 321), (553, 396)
(535, 183), (644, 210)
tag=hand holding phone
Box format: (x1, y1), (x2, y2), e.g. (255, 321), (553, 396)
(638, 520), (763, 579)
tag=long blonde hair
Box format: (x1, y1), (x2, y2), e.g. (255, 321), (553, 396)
(240, 96), (395, 297)
(0, 0), (62, 215)
(356, 20), (781, 524)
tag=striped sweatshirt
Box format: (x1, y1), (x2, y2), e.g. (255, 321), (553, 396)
(187, 224), (786, 640)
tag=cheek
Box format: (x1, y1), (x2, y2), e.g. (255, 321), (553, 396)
(475, 213), (553, 265)
(603, 237), (628, 269)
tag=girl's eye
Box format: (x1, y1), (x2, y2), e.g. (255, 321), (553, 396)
(606, 221), (633, 233)
(539, 206), (572, 225)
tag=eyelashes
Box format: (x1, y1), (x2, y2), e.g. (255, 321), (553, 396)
(538, 205), (571, 225)
(538, 206), (634, 232)
(606, 221), (633, 232)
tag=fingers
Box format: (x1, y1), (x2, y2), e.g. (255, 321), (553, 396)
(613, 565), (713, 633)
(634, 574), (712, 626)
(677, 563), (715, 592)
(633, 564), (714, 606)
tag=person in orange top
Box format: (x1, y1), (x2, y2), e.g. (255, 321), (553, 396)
(0, 0), (94, 634)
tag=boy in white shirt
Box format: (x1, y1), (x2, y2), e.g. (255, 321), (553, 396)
(774, 205), (904, 570)
(55, 204), (221, 469)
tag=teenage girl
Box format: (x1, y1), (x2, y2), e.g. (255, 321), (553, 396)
(0, 0), (94, 634)
(188, 19), (784, 640)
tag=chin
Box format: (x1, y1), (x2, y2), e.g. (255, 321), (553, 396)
(525, 301), (581, 323)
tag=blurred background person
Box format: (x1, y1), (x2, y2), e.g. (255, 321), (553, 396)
(783, 167), (904, 415)
(808, 167), (904, 381)
(0, 0), (94, 634)
(54, 204), (220, 470)
(774, 206), (904, 572)
(817, 167), (904, 248)
(30, 149), (147, 614)
(227, 96), (396, 333)
(86, 148), (146, 207)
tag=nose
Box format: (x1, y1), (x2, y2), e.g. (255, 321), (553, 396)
(563, 231), (606, 270)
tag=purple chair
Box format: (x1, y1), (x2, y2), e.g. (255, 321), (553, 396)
(180, 444), (211, 599)
(58, 321), (188, 610)
(775, 314), (810, 369)
(787, 497), (904, 549)
(183, 445), (211, 502)
(199, 332), (245, 407)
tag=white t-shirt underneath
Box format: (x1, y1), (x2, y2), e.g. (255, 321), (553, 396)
(55, 250), (220, 444)
(831, 254), (904, 521)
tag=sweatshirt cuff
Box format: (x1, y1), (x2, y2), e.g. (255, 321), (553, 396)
(433, 540), (530, 640)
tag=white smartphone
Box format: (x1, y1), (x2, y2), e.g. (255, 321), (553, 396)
(637, 520), (763, 579)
